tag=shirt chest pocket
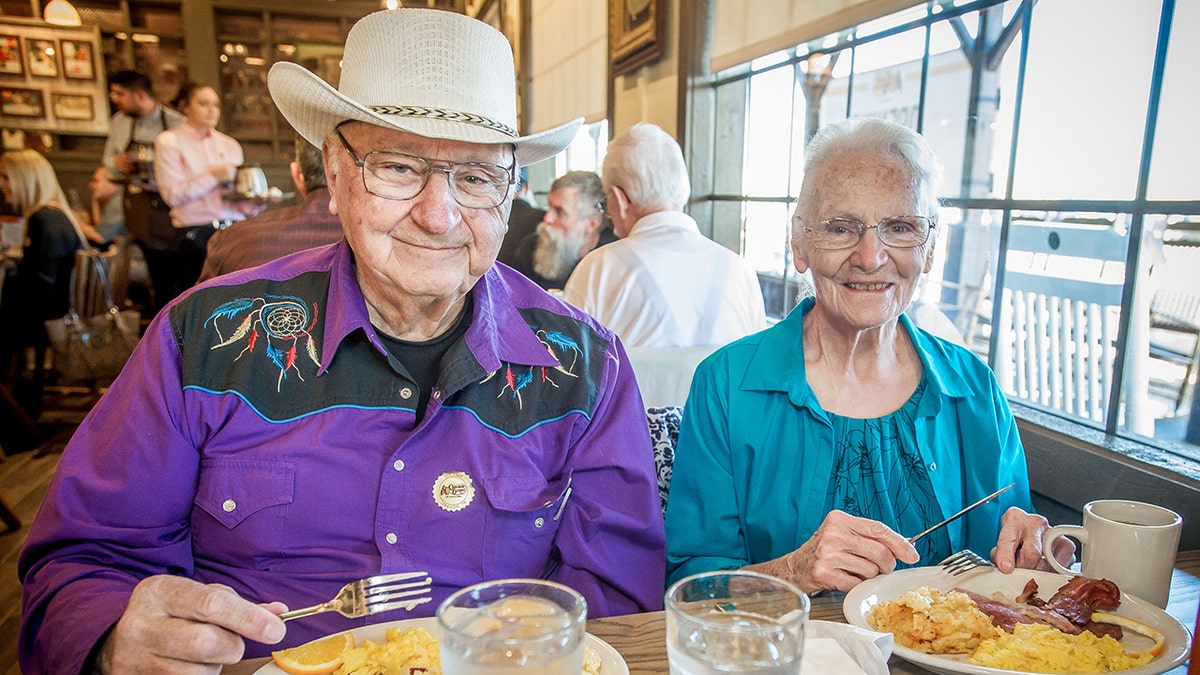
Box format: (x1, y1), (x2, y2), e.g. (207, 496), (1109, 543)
(193, 459), (295, 560)
(481, 474), (571, 579)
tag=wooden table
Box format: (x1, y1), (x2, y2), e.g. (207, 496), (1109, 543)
(225, 550), (1199, 674)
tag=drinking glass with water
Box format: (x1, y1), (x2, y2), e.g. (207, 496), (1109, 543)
(437, 578), (587, 674)
(666, 571), (809, 674)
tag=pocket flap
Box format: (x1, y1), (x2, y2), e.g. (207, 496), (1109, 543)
(196, 459), (295, 528)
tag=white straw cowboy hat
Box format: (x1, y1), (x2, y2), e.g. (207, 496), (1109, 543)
(268, 8), (581, 167)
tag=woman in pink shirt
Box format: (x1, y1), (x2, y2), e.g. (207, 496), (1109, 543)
(153, 82), (245, 300)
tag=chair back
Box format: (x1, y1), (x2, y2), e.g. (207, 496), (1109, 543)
(626, 346), (715, 408)
(73, 236), (132, 317)
(647, 405), (683, 517)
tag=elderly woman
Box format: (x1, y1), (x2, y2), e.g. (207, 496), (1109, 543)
(664, 117), (1074, 593)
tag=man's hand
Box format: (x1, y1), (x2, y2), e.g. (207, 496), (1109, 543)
(746, 510), (919, 594)
(114, 152), (136, 175)
(991, 506), (1076, 573)
(96, 575), (287, 674)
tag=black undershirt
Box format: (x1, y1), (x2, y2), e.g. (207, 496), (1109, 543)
(375, 297), (472, 423)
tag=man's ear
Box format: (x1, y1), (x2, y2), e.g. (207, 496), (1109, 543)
(289, 162), (306, 196)
(323, 141), (340, 215)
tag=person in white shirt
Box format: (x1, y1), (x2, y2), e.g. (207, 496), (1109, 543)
(562, 123), (766, 348)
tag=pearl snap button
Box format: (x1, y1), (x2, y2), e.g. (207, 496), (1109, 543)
(432, 389), (441, 400)
(385, 532), (398, 544)
(393, 459), (405, 472)
(534, 517), (545, 529)
(928, 462), (937, 471)
(222, 499), (236, 512)
(400, 387), (413, 399)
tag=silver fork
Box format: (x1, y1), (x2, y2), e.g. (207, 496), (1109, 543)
(938, 550), (993, 577)
(279, 571), (433, 622)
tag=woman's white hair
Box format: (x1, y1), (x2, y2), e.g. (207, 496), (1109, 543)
(792, 117), (942, 245)
(602, 122), (690, 211)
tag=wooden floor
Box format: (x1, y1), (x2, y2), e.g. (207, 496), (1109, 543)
(0, 389), (92, 675)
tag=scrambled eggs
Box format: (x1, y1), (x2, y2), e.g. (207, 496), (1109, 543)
(970, 623), (1153, 673)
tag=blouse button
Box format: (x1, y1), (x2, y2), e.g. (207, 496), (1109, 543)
(400, 387), (413, 400)
(222, 499), (237, 513)
(534, 517), (545, 529)
(393, 459), (405, 472)
(385, 532), (398, 545)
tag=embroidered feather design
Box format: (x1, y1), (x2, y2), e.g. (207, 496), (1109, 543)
(211, 314), (254, 349)
(206, 294), (323, 391)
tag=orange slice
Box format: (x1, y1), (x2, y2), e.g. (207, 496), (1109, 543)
(1091, 611), (1165, 659)
(270, 631), (355, 675)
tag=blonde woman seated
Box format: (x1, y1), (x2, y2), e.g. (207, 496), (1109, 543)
(0, 150), (89, 406)
(664, 118), (1074, 593)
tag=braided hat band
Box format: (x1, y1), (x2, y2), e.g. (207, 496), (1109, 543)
(367, 106), (518, 139)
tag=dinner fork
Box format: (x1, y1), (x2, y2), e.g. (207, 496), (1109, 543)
(279, 571), (434, 622)
(938, 549), (993, 577)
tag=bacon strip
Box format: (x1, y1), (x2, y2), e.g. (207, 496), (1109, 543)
(955, 575), (1124, 640)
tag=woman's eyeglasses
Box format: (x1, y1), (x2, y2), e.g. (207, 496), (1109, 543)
(801, 215), (936, 250)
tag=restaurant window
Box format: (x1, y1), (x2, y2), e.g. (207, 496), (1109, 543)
(698, 0), (1200, 460)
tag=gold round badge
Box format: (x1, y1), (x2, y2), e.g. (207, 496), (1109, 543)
(432, 471), (475, 512)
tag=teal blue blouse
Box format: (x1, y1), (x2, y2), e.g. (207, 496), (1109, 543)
(664, 298), (1033, 585)
(825, 378), (951, 566)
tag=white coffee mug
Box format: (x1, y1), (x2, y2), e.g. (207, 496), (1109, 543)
(1042, 499), (1182, 608)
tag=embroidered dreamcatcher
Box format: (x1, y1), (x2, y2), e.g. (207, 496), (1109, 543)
(205, 294), (322, 391)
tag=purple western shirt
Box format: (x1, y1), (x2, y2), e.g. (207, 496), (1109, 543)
(19, 240), (666, 674)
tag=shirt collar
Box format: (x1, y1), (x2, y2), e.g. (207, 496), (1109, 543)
(318, 242), (557, 376)
(627, 210), (700, 237)
(741, 296), (973, 415)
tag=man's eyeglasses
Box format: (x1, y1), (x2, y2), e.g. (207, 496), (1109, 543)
(335, 126), (516, 209)
(801, 215), (936, 250)
(596, 195), (609, 215)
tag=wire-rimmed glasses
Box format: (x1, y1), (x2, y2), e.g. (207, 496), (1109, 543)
(335, 126), (516, 209)
(802, 215), (936, 250)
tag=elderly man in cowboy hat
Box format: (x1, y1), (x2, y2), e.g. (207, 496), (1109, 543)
(18, 9), (665, 674)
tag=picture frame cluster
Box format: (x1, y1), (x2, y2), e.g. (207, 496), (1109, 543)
(0, 22), (104, 132)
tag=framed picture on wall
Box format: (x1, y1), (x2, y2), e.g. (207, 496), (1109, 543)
(25, 38), (58, 78)
(59, 39), (94, 80)
(0, 34), (22, 76)
(1, 87), (45, 118)
(609, 0), (664, 77)
(51, 92), (93, 120)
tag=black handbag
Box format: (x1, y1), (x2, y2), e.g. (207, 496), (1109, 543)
(44, 249), (140, 384)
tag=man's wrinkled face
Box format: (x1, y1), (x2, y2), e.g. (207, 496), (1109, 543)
(533, 186), (598, 279)
(327, 123), (513, 306)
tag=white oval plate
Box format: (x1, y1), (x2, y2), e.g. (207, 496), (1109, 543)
(253, 616), (629, 675)
(842, 566), (1192, 675)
